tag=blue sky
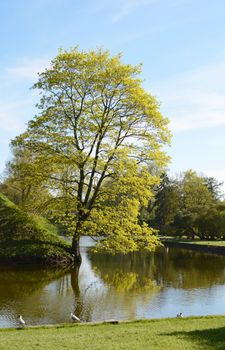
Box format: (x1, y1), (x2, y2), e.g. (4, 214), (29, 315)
(0, 0), (225, 191)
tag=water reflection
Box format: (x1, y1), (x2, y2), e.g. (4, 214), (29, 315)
(90, 248), (225, 290)
(1, 237), (225, 327)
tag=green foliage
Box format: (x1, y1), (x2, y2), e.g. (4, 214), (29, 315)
(0, 148), (52, 213)
(0, 192), (71, 265)
(153, 171), (225, 240)
(195, 204), (225, 240)
(153, 173), (180, 234)
(204, 176), (224, 200)
(12, 47), (170, 255)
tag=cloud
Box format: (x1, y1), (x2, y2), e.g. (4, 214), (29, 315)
(0, 99), (34, 133)
(154, 59), (225, 132)
(110, 0), (188, 22)
(5, 58), (50, 80)
(0, 58), (47, 133)
(111, 0), (156, 22)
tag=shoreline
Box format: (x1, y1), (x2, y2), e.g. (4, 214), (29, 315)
(0, 315), (225, 349)
(0, 314), (224, 330)
(162, 238), (225, 256)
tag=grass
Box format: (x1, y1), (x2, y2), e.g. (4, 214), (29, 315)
(1, 316), (225, 349)
(162, 236), (225, 247)
(0, 192), (72, 265)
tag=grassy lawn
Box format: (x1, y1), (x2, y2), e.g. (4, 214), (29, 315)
(162, 236), (225, 247)
(1, 316), (225, 350)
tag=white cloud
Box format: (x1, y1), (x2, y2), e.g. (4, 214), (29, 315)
(0, 99), (34, 133)
(154, 60), (225, 132)
(111, 0), (156, 22)
(111, 0), (189, 22)
(5, 58), (50, 80)
(0, 58), (46, 133)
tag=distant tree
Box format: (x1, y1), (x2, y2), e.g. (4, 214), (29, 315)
(204, 176), (224, 200)
(174, 171), (215, 238)
(196, 203), (225, 240)
(12, 47), (170, 262)
(153, 170), (217, 239)
(0, 148), (51, 213)
(182, 170), (213, 208)
(153, 173), (180, 234)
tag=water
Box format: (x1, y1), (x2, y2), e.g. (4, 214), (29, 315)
(1, 236), (225, 327)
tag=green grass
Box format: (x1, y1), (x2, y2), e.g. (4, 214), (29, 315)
(1, 316), (225, 350)
(0, 192), (72, 265)
(162, 236), (225, 247)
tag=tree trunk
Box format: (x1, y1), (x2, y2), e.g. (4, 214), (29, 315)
(71, 208), (89, 264)
(72, 234), (82, 264)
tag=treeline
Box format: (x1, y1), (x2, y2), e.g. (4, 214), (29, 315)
(145, 170), (225, 240)
(1, 157), (225, 241)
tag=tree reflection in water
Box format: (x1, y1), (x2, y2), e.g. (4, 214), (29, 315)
(0, 266), (70, 301)
(90, 251), (161, 294)
(67, 246), (225, 322)
(1, 242), (225, 327)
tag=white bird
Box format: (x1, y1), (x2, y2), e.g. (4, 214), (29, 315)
(70, 312), (81, 322)
(18, 315), (25, 326)
(176, 312), (183, 318)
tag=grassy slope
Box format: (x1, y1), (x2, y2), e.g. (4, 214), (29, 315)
(0, 193), (72, 265)
(1, 316), (225, 350)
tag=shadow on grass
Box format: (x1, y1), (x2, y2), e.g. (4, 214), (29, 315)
(162, 326), (225, 349)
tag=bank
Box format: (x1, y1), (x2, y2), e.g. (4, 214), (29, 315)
(0, 193), (73, 266)
(162, 237), (225, 256)
(0, 315), (225, 349)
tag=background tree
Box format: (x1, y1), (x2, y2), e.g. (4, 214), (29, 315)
(203, 176), (224, 200)
(176, 170), (215, 238)
(195, 203), (225, 240)
(0, 148), (51, 213)
(12, 47), (170, 262)
(152, 170), (223, 239)
(153, 173), (180, 235)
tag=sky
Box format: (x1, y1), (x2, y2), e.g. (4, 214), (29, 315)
(0, 0), (225, 192)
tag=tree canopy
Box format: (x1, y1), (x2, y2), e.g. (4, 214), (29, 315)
(152, 170), (225, 240)
(12, 47), (170, 261)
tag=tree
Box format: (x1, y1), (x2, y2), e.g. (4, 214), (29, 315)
(179, 170), (215, 238)
(204, 176), (224, 200)
(153, 171), (218, 239)
(0, 148), (52, 213)
(195, 203), (225, 240)
(12, 47), (170, 263)
(153, 173), (180, 234)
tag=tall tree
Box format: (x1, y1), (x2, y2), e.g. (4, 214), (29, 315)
(153, 173), (180, 234)
(153, 171), (221, 239)
(204, 176), (224, 200)
(12, 48), (170, 262)
(173, 171), (215, 238)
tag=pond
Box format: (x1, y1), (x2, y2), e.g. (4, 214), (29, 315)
(1, 236), (225, 327)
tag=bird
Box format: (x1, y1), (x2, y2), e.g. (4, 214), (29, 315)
(70, 312), (81, 322)
(18, 315), (25, 326)
(176, 312), (183, 318)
